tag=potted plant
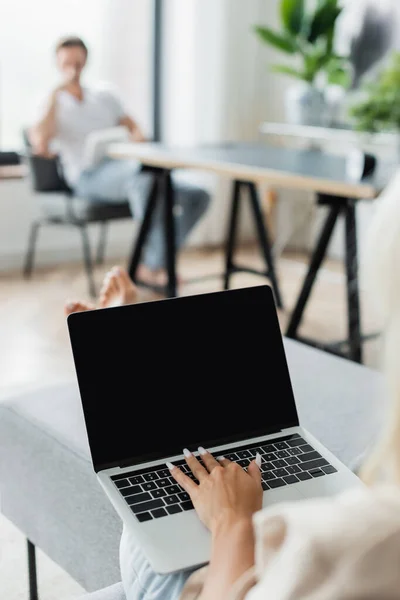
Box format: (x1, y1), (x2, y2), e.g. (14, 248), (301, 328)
(254, 0), (350, 126)
(349, 51), (400, 134)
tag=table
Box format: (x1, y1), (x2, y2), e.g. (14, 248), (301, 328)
(109, 141), (389, 363)
(259, 121), (399, 151)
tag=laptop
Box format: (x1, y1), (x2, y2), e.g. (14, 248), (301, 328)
(67, 285), (362, 574)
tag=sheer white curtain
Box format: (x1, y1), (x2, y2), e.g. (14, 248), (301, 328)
(0, 0), (153, 148)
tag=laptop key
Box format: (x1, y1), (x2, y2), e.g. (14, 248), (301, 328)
(262, 471), (276, 481)
(286, 456), (301, 465)
(268, 478), (286, 488)
(165, 485), (181, 495)
(286, 465), (301, 474)
(310, 469), (325, 478)
(263, 453), (276, 462)
(253, 447), (265, 455)
(273, 468), (288, 478)
(299, 451), (322, 463)
(151, 489), (167, 499)
(181, 500), (194, 511)
(236, 450), (251, 459)
(274, 442), (289, 450)
(143, 472), (159, 482)
(237, 459), (250, 468)
(288, 448), (303, 456)
(142, 482), (158, 492)
(126, 492), (152, 505)
(115, 478), (130, 489)
(128, 475), (145, 485)
(275, 450), (290, 458)
(156, 478), (171, 488)
(164, 495), (179, 505)
(262, 481), (270, 491)
(272, 459), (287, 469)
(283, 475), (299, 485)
(152, 508), (168, 519)
(297, 472), (312, 481)
(247, 449), (257, 457)
(286, 437), (307, 447)
(300, 458), (329, 471)
(166, 504), (183, 515)
(261, 444), (275, 453)
(131, 499), (165, 514)
(156, 469), (170, 479)
(299, 444), (313, 453)
(322, 465), (337, 475)
(177, 492), (190, 502)
(136, 512), (153, 522)
(224, 453), (238, 462)
(120, 485), (142, 497)
(261, 462), (274, 472)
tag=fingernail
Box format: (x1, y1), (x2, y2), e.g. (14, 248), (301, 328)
(166, 462), (175, 470)
(198, 446), (207, 456)
(183, 448), (192, 458)
(255, 453), (262, 468)
(217, 456), (225, 462)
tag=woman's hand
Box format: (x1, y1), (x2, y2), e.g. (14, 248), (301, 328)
(167, 448), (263, 534)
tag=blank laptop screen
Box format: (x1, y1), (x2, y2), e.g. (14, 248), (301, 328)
(68, 285), (298, 471)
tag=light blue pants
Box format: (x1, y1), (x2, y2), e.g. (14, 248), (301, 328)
(120, 527), (197, 600)
(75, 159), (210, 270)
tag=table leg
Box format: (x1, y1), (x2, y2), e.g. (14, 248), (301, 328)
(247, 182), (283, 309)
(128, 174), (160, 282)
(163, 170), (177, 298)
(224, 180), (241, 290)
(286, 203), (342, 338)
(345, 200), (362, 363)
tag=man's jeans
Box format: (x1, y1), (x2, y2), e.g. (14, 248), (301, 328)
(75, 159), (210, 270)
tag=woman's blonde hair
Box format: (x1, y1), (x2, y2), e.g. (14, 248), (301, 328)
(360, 170), (400, 483)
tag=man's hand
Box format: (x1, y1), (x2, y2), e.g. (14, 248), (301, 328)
(168, 448), (263, 534)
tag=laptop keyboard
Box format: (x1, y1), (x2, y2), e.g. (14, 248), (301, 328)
(110, 434), (337, 523)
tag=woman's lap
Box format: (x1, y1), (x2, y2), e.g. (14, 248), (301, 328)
(120, 527), (196, 600)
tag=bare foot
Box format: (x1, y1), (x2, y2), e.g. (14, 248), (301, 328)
(99, 266), (138, 308)
(64, 300), (95, 317)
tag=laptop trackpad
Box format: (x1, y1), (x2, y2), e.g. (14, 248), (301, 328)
(262, 486), (302, 508)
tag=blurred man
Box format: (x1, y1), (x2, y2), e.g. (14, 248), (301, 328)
(29, 36), (210, 286)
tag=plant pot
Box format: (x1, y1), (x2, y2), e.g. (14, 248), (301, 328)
(285, 83), (331, 127)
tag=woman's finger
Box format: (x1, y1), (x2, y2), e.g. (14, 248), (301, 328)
(216, 456), (231, 467)
(183, 448), (209, 481)
(198, 446), (220, 472)
(247, 453), (262, 484)
(166, 462), (198, 494)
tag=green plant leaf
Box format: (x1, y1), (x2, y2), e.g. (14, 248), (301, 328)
(254, 25), (297, 54)
(270, 64), (308, 81)
(308, 0), (342, 43)
(327, 67), (350, 87)
(348, 51), (400, 131)
(280, 0), (305, 35)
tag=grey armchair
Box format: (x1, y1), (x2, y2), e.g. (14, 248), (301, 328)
(22, 133), (133, 297)
(78, 583), (126, 600)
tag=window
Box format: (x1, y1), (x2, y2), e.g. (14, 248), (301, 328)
(0, 0), (153, 149)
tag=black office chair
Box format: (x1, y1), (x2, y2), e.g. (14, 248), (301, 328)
(22, 132), (133, 297)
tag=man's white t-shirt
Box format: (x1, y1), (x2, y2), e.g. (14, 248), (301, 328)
(40, 85), (126, 187)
